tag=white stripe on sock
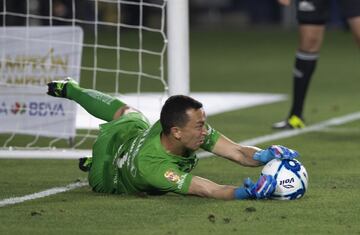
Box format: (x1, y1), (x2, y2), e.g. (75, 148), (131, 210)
(296, 51), (319, 61)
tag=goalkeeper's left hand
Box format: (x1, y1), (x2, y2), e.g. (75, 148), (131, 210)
(253, 145), (299, 164)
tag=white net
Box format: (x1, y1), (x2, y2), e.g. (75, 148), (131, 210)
(0, 0), (169, 157)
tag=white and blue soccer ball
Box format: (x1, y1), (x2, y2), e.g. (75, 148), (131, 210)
(261, 158), (308, 200)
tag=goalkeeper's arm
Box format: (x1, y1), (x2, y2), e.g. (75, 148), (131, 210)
(187, 175), (276, 200)
(211, 135), (298, 166)
(211, 135), (263, 166)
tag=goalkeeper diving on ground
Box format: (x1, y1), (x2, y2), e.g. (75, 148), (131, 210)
(47, 78), (299, 200)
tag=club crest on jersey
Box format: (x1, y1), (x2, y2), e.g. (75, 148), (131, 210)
(164, 170), (180, 183)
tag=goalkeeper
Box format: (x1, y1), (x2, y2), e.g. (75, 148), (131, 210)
(47, 78), (298, 200)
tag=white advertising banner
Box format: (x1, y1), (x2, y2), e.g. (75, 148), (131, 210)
(0, 26), (83, 138)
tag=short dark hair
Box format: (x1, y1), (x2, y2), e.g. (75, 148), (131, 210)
(160, 95), (203, 135)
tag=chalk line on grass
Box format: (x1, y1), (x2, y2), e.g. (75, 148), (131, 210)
(0, 182), (88, 208)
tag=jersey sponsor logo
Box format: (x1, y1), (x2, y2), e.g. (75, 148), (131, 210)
(177, 174), (187, 190)
(164, 170), (181, 183)
(298, 1), (315, 12)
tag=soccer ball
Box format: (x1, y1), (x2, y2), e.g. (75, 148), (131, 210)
(261, 158), (308, 200)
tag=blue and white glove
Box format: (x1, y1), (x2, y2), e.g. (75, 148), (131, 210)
(253, 145), (299, 164)
(234, 175), (276, 200)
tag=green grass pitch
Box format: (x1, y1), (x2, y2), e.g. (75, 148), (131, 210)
(1, 29), (360, 235)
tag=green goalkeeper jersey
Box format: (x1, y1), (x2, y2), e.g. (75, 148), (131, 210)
(91, 113), (221, 195)
(115, 120), (220, 195)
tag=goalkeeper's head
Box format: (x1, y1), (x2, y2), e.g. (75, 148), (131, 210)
(160, 95), (207, 151)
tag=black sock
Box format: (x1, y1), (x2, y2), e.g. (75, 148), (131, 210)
(290, 50), (319, 118)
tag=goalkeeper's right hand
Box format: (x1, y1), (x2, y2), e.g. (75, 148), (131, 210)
(245, 175), (276, 199)
(234, 175), (276, 200)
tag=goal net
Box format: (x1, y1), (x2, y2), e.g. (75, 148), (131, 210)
(0, 0), (187, 158)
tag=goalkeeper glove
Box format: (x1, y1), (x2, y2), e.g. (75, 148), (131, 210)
(253, 145), (299, 164)
(234, 175), (276, 200)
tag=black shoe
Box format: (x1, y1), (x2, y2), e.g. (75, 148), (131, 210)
(47, 77), (78, 98)
(79, 157), (92, 172)
(272, 115), (306, 130)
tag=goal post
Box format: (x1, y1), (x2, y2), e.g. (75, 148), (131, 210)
(167, 0), (190, 96)
(0, 0), (190, 158)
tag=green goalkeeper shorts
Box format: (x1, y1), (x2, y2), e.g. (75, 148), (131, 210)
(88, 112), (150, 193)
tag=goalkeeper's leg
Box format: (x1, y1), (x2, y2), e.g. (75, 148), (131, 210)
(47, 77), (136, 122)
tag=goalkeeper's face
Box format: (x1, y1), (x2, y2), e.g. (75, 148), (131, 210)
(177, 108), (208, 151)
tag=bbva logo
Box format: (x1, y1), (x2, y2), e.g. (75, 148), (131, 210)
(0, 101), (65, 117)
(279, 177), (295, 189)
(28, 102), (65, 116)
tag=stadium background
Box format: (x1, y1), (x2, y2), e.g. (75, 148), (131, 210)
(1, 1), (360, 234)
